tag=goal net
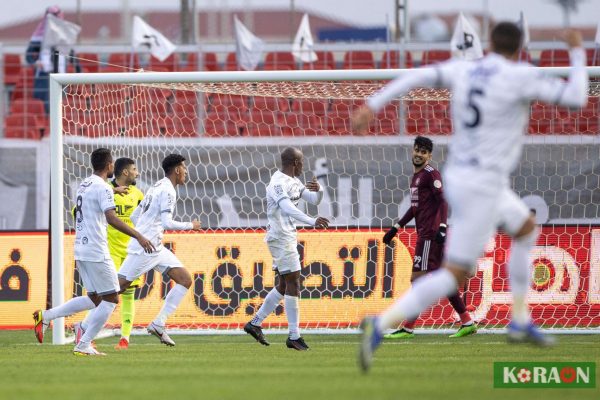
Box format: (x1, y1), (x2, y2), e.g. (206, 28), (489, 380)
(50, 68), (600, 344)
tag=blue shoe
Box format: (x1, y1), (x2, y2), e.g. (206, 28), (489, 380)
(507, 321), (556, 347)
(358, 316), (383, 372)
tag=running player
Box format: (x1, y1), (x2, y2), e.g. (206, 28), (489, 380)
(353, 25), (588, 371)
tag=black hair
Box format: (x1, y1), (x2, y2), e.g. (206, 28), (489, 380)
(281, 147), (301, 167)
(162, 154), (186, 175)
(414, 136), (433, 153)
(91, 148), (112, 171)
(491, 22), (523, 56)
(114, 157), (135, 177)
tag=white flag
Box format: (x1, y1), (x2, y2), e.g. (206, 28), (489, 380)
(42, 14), (81, 50)
(450, 13), (483, 60)
(595, 21), (600, 45)
(517, 11), (530, 49)
(132, 15), (176, 62)
(292, 14), (318, 63)
(234, 16), (264, 71)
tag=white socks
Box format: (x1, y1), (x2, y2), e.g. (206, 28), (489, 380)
(378, 268), (458, 331)
(153, 284), (188, 327)
(43, 295), (95, 323)
(80, 300), (116, 344)
(285, 295), (300, 340)
(509, 228), (538, 326)
(251, 288), (284, 326)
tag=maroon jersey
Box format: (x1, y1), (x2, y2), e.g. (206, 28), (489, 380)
(398, 164), (448, 239)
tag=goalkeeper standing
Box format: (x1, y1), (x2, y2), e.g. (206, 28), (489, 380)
(108, 157), (144, 349)
(382, 136), (475, 339)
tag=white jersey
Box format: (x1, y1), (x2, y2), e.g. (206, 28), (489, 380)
(74, 174), (116, 262)
(128, 177), (183, 255)
(368, 48), (588, 181)
(265, 170), (306, 243)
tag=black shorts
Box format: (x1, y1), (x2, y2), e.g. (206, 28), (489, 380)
(412, 238), (443, 272)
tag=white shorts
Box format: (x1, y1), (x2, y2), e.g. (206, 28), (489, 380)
(76, 259), (120, 296)
(267, 240), (301, 275)
(118, 248), (184, 282)
(444, 166), (530, 274)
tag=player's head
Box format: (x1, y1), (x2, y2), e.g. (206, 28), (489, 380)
(281, 147), (303, 177)
(490, 22), (523, 59)
(162, 154), (187, 185)
(412, 136), (433, 168)
(114, 157), (138, 186)
(91, 148), (114, 178)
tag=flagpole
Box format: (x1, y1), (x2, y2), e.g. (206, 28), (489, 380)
(385, 13), (391, 68)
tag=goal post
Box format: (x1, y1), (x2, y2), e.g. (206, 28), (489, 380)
(50, 67), (600, 344)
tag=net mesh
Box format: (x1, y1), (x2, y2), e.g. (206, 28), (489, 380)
(59, 74), (600, 334)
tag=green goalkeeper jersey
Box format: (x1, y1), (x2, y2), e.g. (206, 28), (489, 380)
(107, 180), (144, 260)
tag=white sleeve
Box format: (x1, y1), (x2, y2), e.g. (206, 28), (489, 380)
(300, 185), (324, 205)
(521, 48), (588, 108)
(160, 211), (193, 230)
(367, 63), (452, 113)
(98, 186), (116, 212)
(269, 181), (290, 204)
(130, 205), (141, 225)
(279, 198), (316, 226)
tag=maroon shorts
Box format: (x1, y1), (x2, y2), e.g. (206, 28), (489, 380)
(412, 238), (444, 272)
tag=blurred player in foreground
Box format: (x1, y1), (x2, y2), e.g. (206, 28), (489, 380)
(383, 136), (475, 340)
(244, 147), (329, 351)
(353, 24), (588, 371)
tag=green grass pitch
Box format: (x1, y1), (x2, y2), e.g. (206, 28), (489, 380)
(0, 331), (598, 400)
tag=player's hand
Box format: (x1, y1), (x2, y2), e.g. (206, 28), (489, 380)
(191, 220), (201, 230)
(113, 185), (129, 196)
(435, 224), (447, 245)
(305, 176), (320, 192)
(351, 105), (374, 135)
(562, 29), (582, 49)
(136, 234), (156, 253)
(314, 217), (329, 229)
(383, 226), (398, 245)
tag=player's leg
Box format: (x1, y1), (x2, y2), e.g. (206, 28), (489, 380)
(359, 172), (499, 371)
(33, 260), (98, 343)
(146, 249), (190, 346)
(384, 267), (426, 339)
(244, 242), (287, 345)
(499, 190), (554, 346)
(73, 259), (120, 356)
(282, 270), (308, 351)
(113, 254), (137, 349)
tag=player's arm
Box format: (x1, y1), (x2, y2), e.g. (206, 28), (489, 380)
(521, 30), (588, 108)
(429, 171), (448, 244)
(279, 198), (329, 228)
(99, 186), (155, 253)
(105, 210), (155, 253)
(130, 204), (141, 225)
(160, 191), (201, 230)
(352, 65), (452, 133)
(301, 177), (324, 205)
(383, 207), (413, 245)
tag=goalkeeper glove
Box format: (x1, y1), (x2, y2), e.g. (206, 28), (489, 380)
(435, 224), (447, 244)
(383, 222), (402, 245)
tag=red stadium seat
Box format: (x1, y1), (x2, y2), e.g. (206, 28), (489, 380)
(5, 114), (43, 139)
(103, 53), (140, 72)
(4, 54), (22, 85)
(76, 53), (100, 73)
(264, 52), (296, 70)
(301, 51), (336, 70)
(224, 53), (238, 71)
(343, 51), (375, 69)
(421, 50), (451, 66)
(539, 49), (569, 67)
(380, 51), (413, 69)
(586, 48), (599, 66)
(180, 52), (219, 71)
(149, 54), (178, 72)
